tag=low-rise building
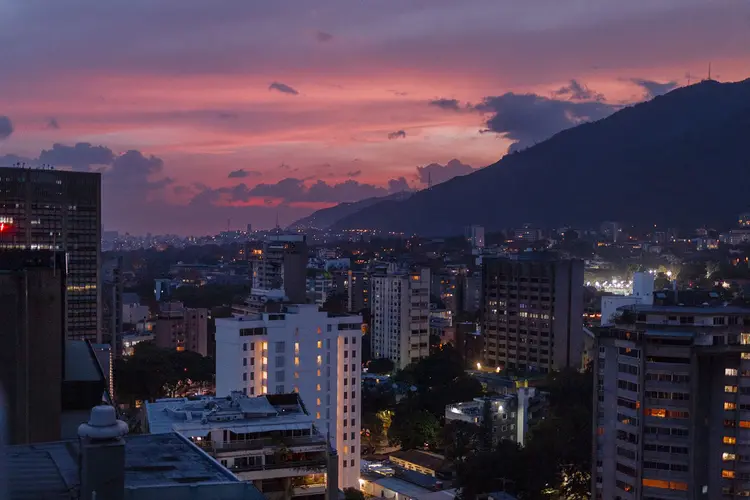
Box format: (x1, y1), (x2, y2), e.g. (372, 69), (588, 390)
(445, 388), (546, 446)
(155, 301), (209, 355)
(144, 392), (331, 499)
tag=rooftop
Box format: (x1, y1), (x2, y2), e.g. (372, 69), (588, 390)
(389, 450), (447, 473)
(7, 432), (262, 499)
(145, 393), (319, 437)
(621, 304), (750, 315)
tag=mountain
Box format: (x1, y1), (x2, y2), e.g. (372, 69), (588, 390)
(288, 191), (412, 230)
(332, 79), (750, 236)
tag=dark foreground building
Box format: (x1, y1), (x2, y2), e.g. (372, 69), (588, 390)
(0, 166), (101, 342)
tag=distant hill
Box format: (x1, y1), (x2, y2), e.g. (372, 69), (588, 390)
(288, 191), (412, 230)
(332, 79), (750, 236)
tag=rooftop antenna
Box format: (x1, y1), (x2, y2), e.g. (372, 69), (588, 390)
(275, 210), (280, 230)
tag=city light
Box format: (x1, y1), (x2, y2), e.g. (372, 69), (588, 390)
(476, 362), (482, 370)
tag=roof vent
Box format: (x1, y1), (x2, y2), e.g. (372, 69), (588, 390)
(78, 405), (128, 440)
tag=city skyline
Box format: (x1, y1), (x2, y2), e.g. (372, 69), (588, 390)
(0, 1), (748, 234)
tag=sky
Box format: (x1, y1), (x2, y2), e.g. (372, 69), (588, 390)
(0, 0), (748, 235)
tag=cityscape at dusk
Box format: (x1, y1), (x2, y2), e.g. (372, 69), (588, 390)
(4, 2), (750, 500)
(1, 1), (748, 234)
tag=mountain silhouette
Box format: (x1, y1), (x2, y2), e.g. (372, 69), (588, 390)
(288, 191), (412, 230)
(331, 78), (750, 236)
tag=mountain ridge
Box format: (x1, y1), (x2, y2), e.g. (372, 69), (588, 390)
(332, 79), (750, 235)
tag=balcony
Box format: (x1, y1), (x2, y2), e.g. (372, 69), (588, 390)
(231, 457), (327, 473)
(199, 434), (327, 453)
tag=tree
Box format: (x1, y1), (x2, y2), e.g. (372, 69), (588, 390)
(367, 358), (395, 375)
(479, 398), (493, 452)
(443, 420), (479, 463)
(343, 488), (365, 500)
(389, 408), (440, 450)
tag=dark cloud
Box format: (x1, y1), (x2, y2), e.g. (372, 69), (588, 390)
(0, 116), (13, 139)
(428, 98), (462, 111)
(200, 176), (413, 204)
(173, 185), (192, 196)
(631, 78), (679, 98)
(387, 130), (406, 140)
(346, 170), (362, 178)
(316, 31), (334, 42)
(475, 93), (617, 152)
(228, 168), (262, 179)
(269, 82), (299, 95)
(387, 177), (410, 192)
(111, 150), (164, 178)
(38, 142), (115, 169)
(552, 79), (605, 101)
(47, 118), (60, 129)
(0, 154), (34, 166)
(416, 159), (475, 185)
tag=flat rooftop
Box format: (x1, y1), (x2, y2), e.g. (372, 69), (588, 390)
(145, 394), (318, 437)
(7, 432), (250, 499)
(624, 304), (750, 315)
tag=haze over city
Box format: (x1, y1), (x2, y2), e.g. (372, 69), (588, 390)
(0, 0), (748, 234)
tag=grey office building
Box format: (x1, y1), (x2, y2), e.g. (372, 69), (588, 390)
(594, 305), (750, 499)
(481, 254), (583, 373)
(0, 167), (101, 342)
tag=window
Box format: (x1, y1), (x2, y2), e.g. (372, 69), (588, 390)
(317, 340), (322, 348)
(316, 412), (321, 419)
(726, 385), (738, 393)
(243, 343), (247, 351)
(276, 371), (285, 382)
(250, 342), (255, 350)
(275, 384), (284, 394)
(294, 371), (299, 379)
(724, 436), (737, 444)
(723, 453), (737, 461)
(723, 470), (736, 479)
(275, 356), (285, 367)
(641, 479), (688, 491)
(243, 358), (247, 366)
(344, 337), (349, 345)
(352, 336), (357, 345)
(317, 398), (321, 406)
(726, 402), (737, 410)
(275, 341), (285, 353)
(242, 373), (247, 381)
(726, 368), (739, 377)
(294, 356), (299, 366)
(316, 384), (321, 391)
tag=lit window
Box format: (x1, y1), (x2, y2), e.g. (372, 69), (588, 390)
(317, 369), (321, 376)
(295, 342), (299, 353)
(723, 453), (736, 461)
(742, 334), (750, 345)
(294, 372), (299, 379)
(724, 436), (737, 445)
(641, 479), (688, 491)
(317, 355), (322, 366)
(262, 342), (268, 350)
(262, 371), (268, 380)
(725, 385), (738, 393)
(726, 368), (739, 377)
(723, 470), (736, 479)
(294, 357), (299, 366)
(317, 340), (323, 348)
(742, 353), (750, 360)
(294, 386), (299, 393)
(316, 384), (321, 391)
(725, 402), (737, 410)
(740, 421), (750, 429)
(262, 386), (268, 394)
(317, 398), (321, 406)
(316, 412), (321, 419)
(646, 408), (666, 418)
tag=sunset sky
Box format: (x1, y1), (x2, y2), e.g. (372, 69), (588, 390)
(0, 0), (748, 234)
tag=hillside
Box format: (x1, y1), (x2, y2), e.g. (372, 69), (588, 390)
(288, 191), (412, 230)
(332, 79), (750, 236)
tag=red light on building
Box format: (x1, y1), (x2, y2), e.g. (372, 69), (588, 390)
(0, 222), (10, 233)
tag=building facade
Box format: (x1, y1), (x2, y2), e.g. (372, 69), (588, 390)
(145, 392), (331, 499)
(347, 270), (369, 313)
(215, 305), (362, 489)
(249, 234), (308, 307)
(593, 305), (750, 499)
(0, 250), (66, 444)
(102, 256), (124, 357)
(154, 301), (209, 356)
(482, 254), (584, 373)
(0, 167), (102, 341)
(370, 266), (430, 370)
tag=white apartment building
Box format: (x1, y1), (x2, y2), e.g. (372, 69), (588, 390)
(144, 392), (330, 499)
(216, 305), (362, 489)
(370, 266), (430, 370)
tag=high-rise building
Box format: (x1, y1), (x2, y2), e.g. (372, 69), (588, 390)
(465, 225), (485, 249)
(102, 256), (124, 357)
(154, 301), (209, 356)
(215, 305), (362, 489)
(347, 270), (369, 313)
(370, 265), (430, 370)
(249, 234), (308, 309)
(481, 254), (583, 373)
(0, 250), (65, 444)
(593, 305), (750, 499)
(0, 166), (102, 342)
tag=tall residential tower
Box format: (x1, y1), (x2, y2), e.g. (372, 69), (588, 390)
(0, 167), (101, 341)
